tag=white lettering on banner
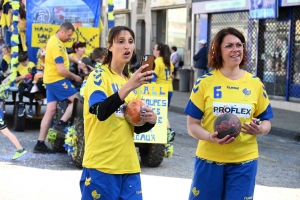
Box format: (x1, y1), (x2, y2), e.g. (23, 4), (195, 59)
(213, 102), (252, 118)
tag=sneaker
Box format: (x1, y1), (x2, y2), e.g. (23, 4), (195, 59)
(27, 108), (33, 118)
(33, 143), (55, 154)
(167, 129), (176, 142)
(169, 129), (176, 142)
(53, 122), (67, 138)
(18, 104), (25, 117)
(12, 148), (27, 160)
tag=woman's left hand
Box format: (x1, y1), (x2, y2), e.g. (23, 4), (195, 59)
(140, 106), (157, 124)
(242, 118), (262, 136)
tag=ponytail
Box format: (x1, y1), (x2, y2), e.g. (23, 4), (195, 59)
(156, 43), (171, 69)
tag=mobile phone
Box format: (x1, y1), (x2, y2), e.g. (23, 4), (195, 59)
(140, 54), (155, 73)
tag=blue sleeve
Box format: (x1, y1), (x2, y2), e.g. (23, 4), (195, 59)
(193, 49), (204, 61)
(88, 90), (107, 109)
(184, 99), (204, 120)
(256, 104), (274, 121)
(150, 73), (158, 82)
(54, 56), (64, 64)
(3, 3), (12, 14)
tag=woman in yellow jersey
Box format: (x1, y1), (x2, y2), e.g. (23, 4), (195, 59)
(80, 26), (157, 200)
(151, 43), (176, 141)
(17, 2), (27, 52)
(184, 27), (274, 200)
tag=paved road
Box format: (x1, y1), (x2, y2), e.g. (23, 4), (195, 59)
(0, 106), (299, 200)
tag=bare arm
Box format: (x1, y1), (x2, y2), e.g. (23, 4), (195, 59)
(56, 63), (81, 82)
(242, 118), (271, 136)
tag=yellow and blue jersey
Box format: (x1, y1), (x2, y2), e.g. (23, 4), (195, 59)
(83, 64), (140, 174)
(0, 0), (11, 27)
(17, 61), (36, 76)
(151, 57), (174, 92)
(184, 70), (274, 163)
(44, 35), (69, 84)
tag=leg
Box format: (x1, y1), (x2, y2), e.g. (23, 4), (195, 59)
(27, 91), (35, 118)
(38, 101), (57, 141)
(167, 92), (175, 141)
(18, 83), (26, 117)
(33, 90), (57, 153)
(60, 92), (78, 122)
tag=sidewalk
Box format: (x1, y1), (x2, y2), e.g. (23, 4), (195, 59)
(169, 90), (300, 141)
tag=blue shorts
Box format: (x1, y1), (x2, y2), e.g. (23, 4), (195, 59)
(80, 168), (143, 200)
(168, 92), (173, 108)
(189, 157), (257, 200)
(0, 109), (6, 130)
(45, 79), (77, 103)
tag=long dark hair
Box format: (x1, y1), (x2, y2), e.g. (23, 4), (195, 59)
(156, 43), (171, 69)
(19, 3), (26, 19)
(102, 26), (135, 78)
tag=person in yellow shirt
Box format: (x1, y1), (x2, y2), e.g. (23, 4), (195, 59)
(68, 41), (91, 75)
(184, 27), (273, 200)
(151, 43), (176, 141)
(33, 22), (82, 154)
(80, 26), (157, 200)
(16, 51), (36, 118)
(0, 0), (12, 45)
(0, 45), (11, 82)
(17, 2), (27, 52)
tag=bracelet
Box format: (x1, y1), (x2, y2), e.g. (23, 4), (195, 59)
(78, 60), (82, 64)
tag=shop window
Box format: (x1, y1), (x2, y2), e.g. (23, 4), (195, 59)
(209, 12), (258, 74)
(166, 8), (187, 61)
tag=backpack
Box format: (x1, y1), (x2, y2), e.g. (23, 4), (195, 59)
(179, 60), (184, 67)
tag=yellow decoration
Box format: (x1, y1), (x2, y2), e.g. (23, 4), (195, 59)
(11, 46), (18, 53)
(10, 2), (20, 10)
(108, 12), (114, 21)
(192, 187), (200, 197)
(12, 15), (18, 22)
(85, 177), (91, 186)
(134, 85), (169, 144)
(107, 0), (113, 5)
(31, 24), (100, 50)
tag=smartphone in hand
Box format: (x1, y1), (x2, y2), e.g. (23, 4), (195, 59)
(140, 54), (155, 73)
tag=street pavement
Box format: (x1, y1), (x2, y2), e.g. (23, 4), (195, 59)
(0, 104), (299, 200)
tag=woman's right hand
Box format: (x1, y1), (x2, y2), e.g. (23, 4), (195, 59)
(209, 131), (235, 145)
(126, 64), (154, 90)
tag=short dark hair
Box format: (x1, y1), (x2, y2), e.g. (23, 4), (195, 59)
(18, 51), (28, 62)
(171, 46), (177, 51)
(208, 27), (247, 69)
(60, 22), (75, 32)
(92, 47), (106, 60)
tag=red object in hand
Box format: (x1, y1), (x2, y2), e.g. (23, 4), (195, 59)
(124, 100), (147, 126)
(214, 113), (241, 139)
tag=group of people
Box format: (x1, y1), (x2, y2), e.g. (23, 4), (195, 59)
(0, 14), (274, 199)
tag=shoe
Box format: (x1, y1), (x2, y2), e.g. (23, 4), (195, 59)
(18, 104), (25, 117)
(53, 122), (67, 138)
(167, 129), (176, 142)
(33, 143), (55, 154)
(169, 129), (176, 142)
(27, 108), (33, 118)
(12, 148), (27, 160)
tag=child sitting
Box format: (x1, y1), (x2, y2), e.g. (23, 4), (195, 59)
(31, 46), (46, 96)
(16, 52), (37, 118)
(0, 45), (11, 83)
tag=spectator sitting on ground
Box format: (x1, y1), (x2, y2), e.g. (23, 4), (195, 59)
(16, 51), (37, 118)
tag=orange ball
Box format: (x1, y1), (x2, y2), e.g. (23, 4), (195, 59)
(124, 100), (147, 126)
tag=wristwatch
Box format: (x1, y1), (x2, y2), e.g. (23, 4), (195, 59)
(78, 60), (82, 64)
